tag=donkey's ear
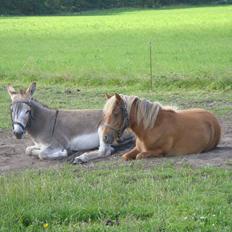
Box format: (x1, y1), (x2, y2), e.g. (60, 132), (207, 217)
(7, 85), (16, 98)
(105, 93), (112, 99)
(26, 82), (36, 97)
(115, 93), (122, 102)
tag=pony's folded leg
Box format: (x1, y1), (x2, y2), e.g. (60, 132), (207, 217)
(136, 149), (163, 160)
(122, 147), (139, 161)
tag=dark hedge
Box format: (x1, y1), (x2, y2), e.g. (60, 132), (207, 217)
(0, 0), (231, 15)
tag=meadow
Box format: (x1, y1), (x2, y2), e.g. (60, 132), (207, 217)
(0, 5), (231, 89)
(0, 5), (232, 128)
(1, 164), (232, 231)
(0, 5), (232, 231)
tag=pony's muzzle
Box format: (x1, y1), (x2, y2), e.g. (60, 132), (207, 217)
(103, 134), (114, 144)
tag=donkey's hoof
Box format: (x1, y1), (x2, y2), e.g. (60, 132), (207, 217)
(73, 157), (87, 164)
(25, 147), (34, 156)
(38, 154), (45, 160)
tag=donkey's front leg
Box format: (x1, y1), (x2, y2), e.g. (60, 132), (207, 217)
(73, 147), (113, 164)
(73, 126), (114, 164)
(39, 147), (68, 160)
(30, 146), (67, 160)
(25, 145), (41, 156)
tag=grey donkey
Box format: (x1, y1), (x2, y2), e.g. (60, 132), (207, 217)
(7, 83), (133, 163)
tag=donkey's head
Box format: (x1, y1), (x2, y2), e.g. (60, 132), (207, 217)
(7, 82), (36, 139)
(102, 93), (129, 144)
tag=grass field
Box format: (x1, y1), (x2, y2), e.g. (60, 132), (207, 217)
(0, 5), (231, 88)
(1, 164), (232, 231)
(0, 5), (232, 129)
(0, 5), (232, 232)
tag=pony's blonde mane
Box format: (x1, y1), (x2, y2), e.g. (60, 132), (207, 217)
(104, 95), (164, 129)
(124, 95), (161, 129)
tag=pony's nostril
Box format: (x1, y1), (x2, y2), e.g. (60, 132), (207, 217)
(104, 135), (108, 142)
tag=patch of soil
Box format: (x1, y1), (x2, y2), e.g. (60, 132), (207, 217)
(0, 130), (64, 173)
(0, 117), (232, 174)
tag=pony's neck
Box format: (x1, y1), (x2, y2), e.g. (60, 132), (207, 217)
(121, 95), (137, 116)
(27, 100), (55, 138)
(127, 98), (161, 138)
(128, 99), (144, 136)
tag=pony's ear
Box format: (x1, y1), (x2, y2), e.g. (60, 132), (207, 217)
(7, 85), (17, 99)
(105, 93), (112, 99)
(26, 82), (36, 98)
(115, 93), (122, 102)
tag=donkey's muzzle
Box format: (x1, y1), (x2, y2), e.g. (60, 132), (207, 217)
(14, 131), (23, 139)
(13, 122), (26, 139)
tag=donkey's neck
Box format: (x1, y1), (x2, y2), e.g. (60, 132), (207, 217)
(27, 100), (55, 139)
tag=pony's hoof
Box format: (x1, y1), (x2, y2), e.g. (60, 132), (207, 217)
(136, 154), (143, 160)
(122, 154), (131, 161)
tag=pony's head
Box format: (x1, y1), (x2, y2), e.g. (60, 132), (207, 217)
(102, 93), (129, 144)
(7, 82), (36, 139)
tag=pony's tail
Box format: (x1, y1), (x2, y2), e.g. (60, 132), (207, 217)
(207, 118), (221, 151)
(212, 119), (221, 148)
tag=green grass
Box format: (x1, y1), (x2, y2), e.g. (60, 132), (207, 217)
(1, 163), (232, 231)
(1, 5), (232, 129)
(0, 5), (231, 89)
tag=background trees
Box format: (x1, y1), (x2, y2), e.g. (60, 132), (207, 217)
(0, 0), (229, 15)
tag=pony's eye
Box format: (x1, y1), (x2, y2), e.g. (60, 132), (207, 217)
(26, 110), (30, 114)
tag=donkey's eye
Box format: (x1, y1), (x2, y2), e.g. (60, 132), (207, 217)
(26, 110), (30, 114)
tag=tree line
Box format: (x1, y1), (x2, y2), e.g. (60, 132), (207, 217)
(0, 0), (230, 15)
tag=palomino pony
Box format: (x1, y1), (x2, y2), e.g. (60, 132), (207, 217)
(102, 94), (221, 160)
(7, 83), (133, 162)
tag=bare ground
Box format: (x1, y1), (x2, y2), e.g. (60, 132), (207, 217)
(0, 117), (232, 174)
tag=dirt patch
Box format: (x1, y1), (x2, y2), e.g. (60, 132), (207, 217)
(0, 117), (232, 173)
(0, 130), (64, 173)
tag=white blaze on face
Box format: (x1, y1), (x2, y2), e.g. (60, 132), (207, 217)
(98, 126), (112, 154)
(103, 95), (117, 116)
(12, 103), (30, 137)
